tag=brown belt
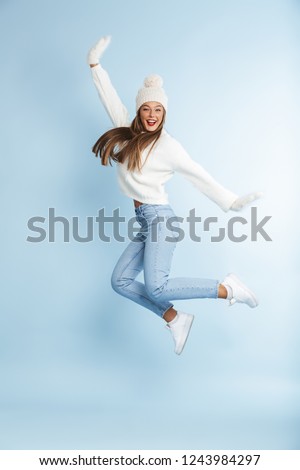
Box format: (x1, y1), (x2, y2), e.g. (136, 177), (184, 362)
(133, 199), (144, 208)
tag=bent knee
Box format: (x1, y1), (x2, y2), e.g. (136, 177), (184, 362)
(111, 271), (130, 293)
(111, 270), (121, 292)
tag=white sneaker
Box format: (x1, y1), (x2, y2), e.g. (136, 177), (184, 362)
(166, 311), (194, 355)
(223, 273), (259, 308)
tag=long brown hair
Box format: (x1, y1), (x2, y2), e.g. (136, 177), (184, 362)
(92, 109), (166, 172)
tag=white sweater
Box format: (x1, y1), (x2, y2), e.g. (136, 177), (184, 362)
(91, 64), (238, 212)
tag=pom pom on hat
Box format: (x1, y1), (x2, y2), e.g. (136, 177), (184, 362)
(136, 74), (168, 112)
(144, 74), (164, 88)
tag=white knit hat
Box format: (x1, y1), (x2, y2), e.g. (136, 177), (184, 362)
(136, 74), (168, 112)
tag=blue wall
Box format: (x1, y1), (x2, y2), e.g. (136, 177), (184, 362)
(0, 0), (299, 449)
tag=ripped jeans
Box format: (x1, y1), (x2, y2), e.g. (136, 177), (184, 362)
(111, 204), (219, 318)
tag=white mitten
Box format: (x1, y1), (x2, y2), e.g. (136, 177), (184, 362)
(87, 35), (111, 65)
(230, 191), (263, 211)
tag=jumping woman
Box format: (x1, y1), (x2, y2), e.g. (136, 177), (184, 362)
(87, 36), (262, 355)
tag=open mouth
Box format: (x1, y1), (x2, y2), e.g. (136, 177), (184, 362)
(146, 120), (157, 127)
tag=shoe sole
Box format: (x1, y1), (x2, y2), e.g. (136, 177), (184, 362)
(228, 273), (259, 308)
(175, 315), (194, 355)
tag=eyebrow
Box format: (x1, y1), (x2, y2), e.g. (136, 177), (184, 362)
(142, 105), (163, 108)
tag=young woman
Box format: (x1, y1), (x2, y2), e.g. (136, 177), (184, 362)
(87, 36), (262, 355)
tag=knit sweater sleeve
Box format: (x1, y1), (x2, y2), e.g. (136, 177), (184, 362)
(171, 139), (238, 212)
(91, 64), (131, 128)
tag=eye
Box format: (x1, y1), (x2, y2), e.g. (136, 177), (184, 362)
(155, 108), (162, 112)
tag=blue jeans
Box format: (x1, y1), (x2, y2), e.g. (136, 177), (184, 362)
(111, 204), (219, 318)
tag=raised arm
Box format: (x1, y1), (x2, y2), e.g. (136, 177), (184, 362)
(87, 36), (130, 128)
(171, 139), (262, 212)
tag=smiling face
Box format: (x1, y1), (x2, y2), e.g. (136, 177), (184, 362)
(139, 102), (164, 132)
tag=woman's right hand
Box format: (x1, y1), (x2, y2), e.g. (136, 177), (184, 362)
(87, 35), (111, 66)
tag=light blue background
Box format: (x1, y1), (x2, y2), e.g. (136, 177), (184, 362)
(1, 0), (299, 450)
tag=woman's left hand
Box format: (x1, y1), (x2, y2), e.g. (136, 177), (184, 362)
(230, 192), (264, 211)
